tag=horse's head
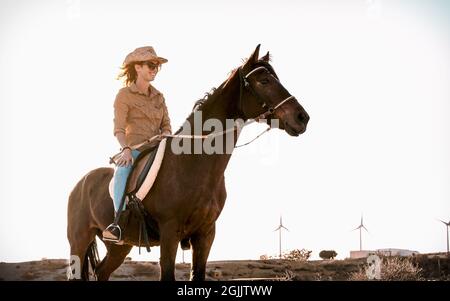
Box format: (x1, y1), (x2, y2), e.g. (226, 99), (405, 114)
(238, 45), (309, 136)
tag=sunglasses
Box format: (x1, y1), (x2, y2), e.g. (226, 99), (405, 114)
(141, 61), (160, 71)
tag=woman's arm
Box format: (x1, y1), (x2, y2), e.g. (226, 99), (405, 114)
(113, 91), (133, 166)
(160, 96), (172, 135)
(115, 132), (133, 166)
(115, 132), (128, 149)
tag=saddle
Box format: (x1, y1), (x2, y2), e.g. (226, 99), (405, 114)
(108, 138), (167, 251)
(109, 138), (167, 203)
(127, 143), (158, 195)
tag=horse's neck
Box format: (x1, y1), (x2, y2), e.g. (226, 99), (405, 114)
(174, 78), (241, 179)
(198, 82), (241, 125)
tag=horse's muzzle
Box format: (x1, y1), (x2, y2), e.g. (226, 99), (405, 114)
(283, 108), (309, 136)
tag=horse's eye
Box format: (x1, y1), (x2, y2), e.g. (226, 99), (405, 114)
(260, 79), (269, 85)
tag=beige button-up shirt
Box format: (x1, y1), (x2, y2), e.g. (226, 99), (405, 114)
(113, 83), (172, 147)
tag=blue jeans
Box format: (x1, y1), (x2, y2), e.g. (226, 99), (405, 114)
(113, 149), (141, 213)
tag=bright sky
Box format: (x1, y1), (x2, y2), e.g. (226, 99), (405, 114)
(1, 0), (449, 263)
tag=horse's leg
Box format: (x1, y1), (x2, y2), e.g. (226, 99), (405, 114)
(159, 223), (180, 281)
(95, 243), (133, 281)
(190, 224), (216, 281)
(68, 229), (96, 281)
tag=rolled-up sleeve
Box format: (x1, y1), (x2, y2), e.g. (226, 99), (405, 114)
(113, 91), (129, 136)
(160, 96), (172, 134)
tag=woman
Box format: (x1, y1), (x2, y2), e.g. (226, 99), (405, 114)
(103, 46), (172, 243)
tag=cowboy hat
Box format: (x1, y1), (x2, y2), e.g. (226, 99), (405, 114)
(123, 46), (168, 66)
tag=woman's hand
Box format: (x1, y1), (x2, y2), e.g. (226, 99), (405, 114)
(117, 148), (133, 167)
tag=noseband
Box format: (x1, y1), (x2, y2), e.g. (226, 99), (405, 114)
(238, 66), (296, 121)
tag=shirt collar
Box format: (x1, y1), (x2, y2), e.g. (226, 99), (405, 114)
(129, 82), (161, 98)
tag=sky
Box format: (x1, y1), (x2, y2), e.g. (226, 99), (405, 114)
(0, 0), (449, 263)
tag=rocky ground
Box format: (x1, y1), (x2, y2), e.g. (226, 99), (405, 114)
(0, 253), (448, 281)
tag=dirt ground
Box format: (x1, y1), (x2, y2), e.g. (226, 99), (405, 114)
(0, 254), (448, 281)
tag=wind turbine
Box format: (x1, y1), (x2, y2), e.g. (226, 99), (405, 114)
(274, 216), (289, 258)
(353, 215), (369, 251)
(438, 219), (450, 254)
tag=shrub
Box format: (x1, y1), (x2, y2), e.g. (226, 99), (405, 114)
(282, 249), (312, 262)
(349, 256), (423, 281)
(381, 257), (424, 281)
(319, 250), (338, 260)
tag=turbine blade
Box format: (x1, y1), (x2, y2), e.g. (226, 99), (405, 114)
(362, 225), (369, 233)
(274, 226), (281, 231)
(352, 225), (361, 231)
(438, 219), (450, 226)
(281, 226), (289, 232)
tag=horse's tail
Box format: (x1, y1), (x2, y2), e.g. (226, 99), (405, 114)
(82, 239), (100, 280)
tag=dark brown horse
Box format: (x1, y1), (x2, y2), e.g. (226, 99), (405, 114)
(67, 45), (309, 281)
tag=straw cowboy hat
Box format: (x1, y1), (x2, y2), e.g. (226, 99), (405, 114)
(122, 46), (168, 67)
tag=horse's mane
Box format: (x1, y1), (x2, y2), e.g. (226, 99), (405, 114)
(173, 58), (275, 135)
(173, 68), (238, 135)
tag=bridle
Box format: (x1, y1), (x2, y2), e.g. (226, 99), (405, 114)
(238, 65), (296, 122)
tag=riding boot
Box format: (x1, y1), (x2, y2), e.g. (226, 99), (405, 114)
(102, 223), (123, 245)
(102, 196), (128, 244)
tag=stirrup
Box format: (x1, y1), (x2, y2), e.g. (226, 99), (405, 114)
(102, 223), (123, 244)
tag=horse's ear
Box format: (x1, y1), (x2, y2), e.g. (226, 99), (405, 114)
(243, 44), (261, 69)
(251, 44), (261, 62)
(261, 51), (270, 62)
